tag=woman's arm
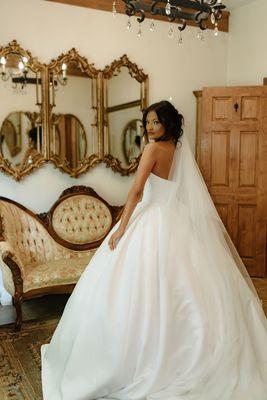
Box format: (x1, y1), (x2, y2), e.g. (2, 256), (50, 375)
(108, 143), (157, 250)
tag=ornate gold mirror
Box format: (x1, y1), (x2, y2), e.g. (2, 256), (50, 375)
(0, 41), (45, 180)
(48, 49), (100, 177)
(103, 55), (148, 175)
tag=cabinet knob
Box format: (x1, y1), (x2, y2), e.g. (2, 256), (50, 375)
(234, 102), (239, 112)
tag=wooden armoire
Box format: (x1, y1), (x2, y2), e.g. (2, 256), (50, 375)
(194, 87), (267, 278)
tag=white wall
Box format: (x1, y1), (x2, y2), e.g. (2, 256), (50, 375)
(0, 0), (228, 212)
(227, 0), (266, 85)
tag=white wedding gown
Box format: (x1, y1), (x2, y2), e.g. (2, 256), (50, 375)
(41, 150), (267, 400)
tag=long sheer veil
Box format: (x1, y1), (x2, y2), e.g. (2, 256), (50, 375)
(168, 133), (260, 301)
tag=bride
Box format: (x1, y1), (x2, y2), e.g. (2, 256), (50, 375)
(41, 101), (267, 400)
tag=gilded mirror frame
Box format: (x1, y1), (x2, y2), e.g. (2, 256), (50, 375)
(48, 48), (101, 177)
(0, 40), (46, 181)
(102, 54), (149, 175)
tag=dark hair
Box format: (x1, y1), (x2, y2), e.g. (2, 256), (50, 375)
(142, 100), (183, 145)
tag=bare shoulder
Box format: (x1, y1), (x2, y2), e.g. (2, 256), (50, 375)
(141, 142), (158, 158)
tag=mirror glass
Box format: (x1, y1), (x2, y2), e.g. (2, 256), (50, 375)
(0, 53), (42, 168)
(52, 113), (87, 169)
(106, 66), (143, 167)
(50, 60), (96, 170)
(122, 118), (142, 164)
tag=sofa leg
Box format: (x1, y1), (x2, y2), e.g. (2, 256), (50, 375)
(13, 296), (23, 331)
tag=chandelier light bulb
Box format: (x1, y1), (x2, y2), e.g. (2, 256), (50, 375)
(61, 63), (67, 71)
(22, 56), (28, 64)
(18, 61), (24, 71)
(165, 0), (171, 16)
(0, 56), (7, 65)
(214, 23), (219, 36)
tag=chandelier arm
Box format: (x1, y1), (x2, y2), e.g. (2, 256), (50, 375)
(165, 0), (210, 13)
(198, 19), (207, 30)
(125, 1), (136, 17)
(136, 9), (145, 23)
(121, 0), (226, 27)
(178, 19), (187, 31)
(123, 0), (211, 14)
(195, 10), (209, 23)
(214, 8), (223, 21)
(207, 0), (218, 6)
(150, 1), (159, 15)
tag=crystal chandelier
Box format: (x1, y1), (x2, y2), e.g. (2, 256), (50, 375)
(112, 0), (226, 40)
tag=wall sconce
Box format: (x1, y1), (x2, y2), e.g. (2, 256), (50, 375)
(56, 62), (68, 86)
(0, 55), (29, 89)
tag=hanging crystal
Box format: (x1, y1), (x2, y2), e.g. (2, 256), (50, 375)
(137, 23), (142, 38)
(112, 1), (117, 17)
(214, 22), (219, 36)
(168, 23), (174, 39)
(178, 29), (183, 45)
(197, 29), (204, 41)
(149, 19), (155, 32)
(127, 16), (132, 31)
(165, 0), (171, 16)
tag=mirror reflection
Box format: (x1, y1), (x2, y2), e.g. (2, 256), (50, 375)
(52, 113), (87, 169)
(106, 66), (144, 168)
(123, 118), (142, 164)
(0, 52), (42, 169)
(0, 112), (41, 167)
(50, 59), (96, 170)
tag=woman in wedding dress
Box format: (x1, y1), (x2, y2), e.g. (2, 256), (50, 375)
(41, 101), (267, 400)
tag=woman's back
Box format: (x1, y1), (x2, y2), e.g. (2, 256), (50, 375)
(150, 140), (176, 180)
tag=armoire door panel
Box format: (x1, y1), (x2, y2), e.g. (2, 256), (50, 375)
(238, 131), (258, 188)
(201, 86), (266, 277)
(211, 131), (230, 186)
(212, 97), (232, 121)
(240, 96), (260, 121)
(215, 203), (229, 230)
(237, 205), (256, 259)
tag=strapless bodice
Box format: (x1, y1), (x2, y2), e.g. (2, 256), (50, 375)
(141, 172), (177, 206)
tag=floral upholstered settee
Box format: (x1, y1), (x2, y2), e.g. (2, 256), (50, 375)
(0, 186), (122, 330)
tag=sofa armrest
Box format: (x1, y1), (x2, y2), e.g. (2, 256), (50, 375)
(0, 241), (24, 296)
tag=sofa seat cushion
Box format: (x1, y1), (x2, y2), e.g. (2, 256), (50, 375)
(23, 253), (94, 292)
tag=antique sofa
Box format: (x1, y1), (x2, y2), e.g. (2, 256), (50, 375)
(0, 186), (123, 330)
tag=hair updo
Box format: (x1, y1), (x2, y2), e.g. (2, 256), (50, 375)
(142, 100), (184, 145)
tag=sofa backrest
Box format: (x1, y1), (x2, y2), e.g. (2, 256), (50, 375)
(50, 194), (113, 246)
(0, 186), (122, 267)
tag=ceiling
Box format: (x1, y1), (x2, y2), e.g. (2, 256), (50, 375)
(223, 0), (256, 10)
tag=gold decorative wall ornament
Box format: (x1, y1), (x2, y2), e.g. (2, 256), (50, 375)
(48, 48), (102, 177)
(103, 54), (148, 175)
(0, 41), (149, 180)
(0, 41), (46, 181)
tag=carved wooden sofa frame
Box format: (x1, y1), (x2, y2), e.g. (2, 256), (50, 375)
(0, 186), (122, 331)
